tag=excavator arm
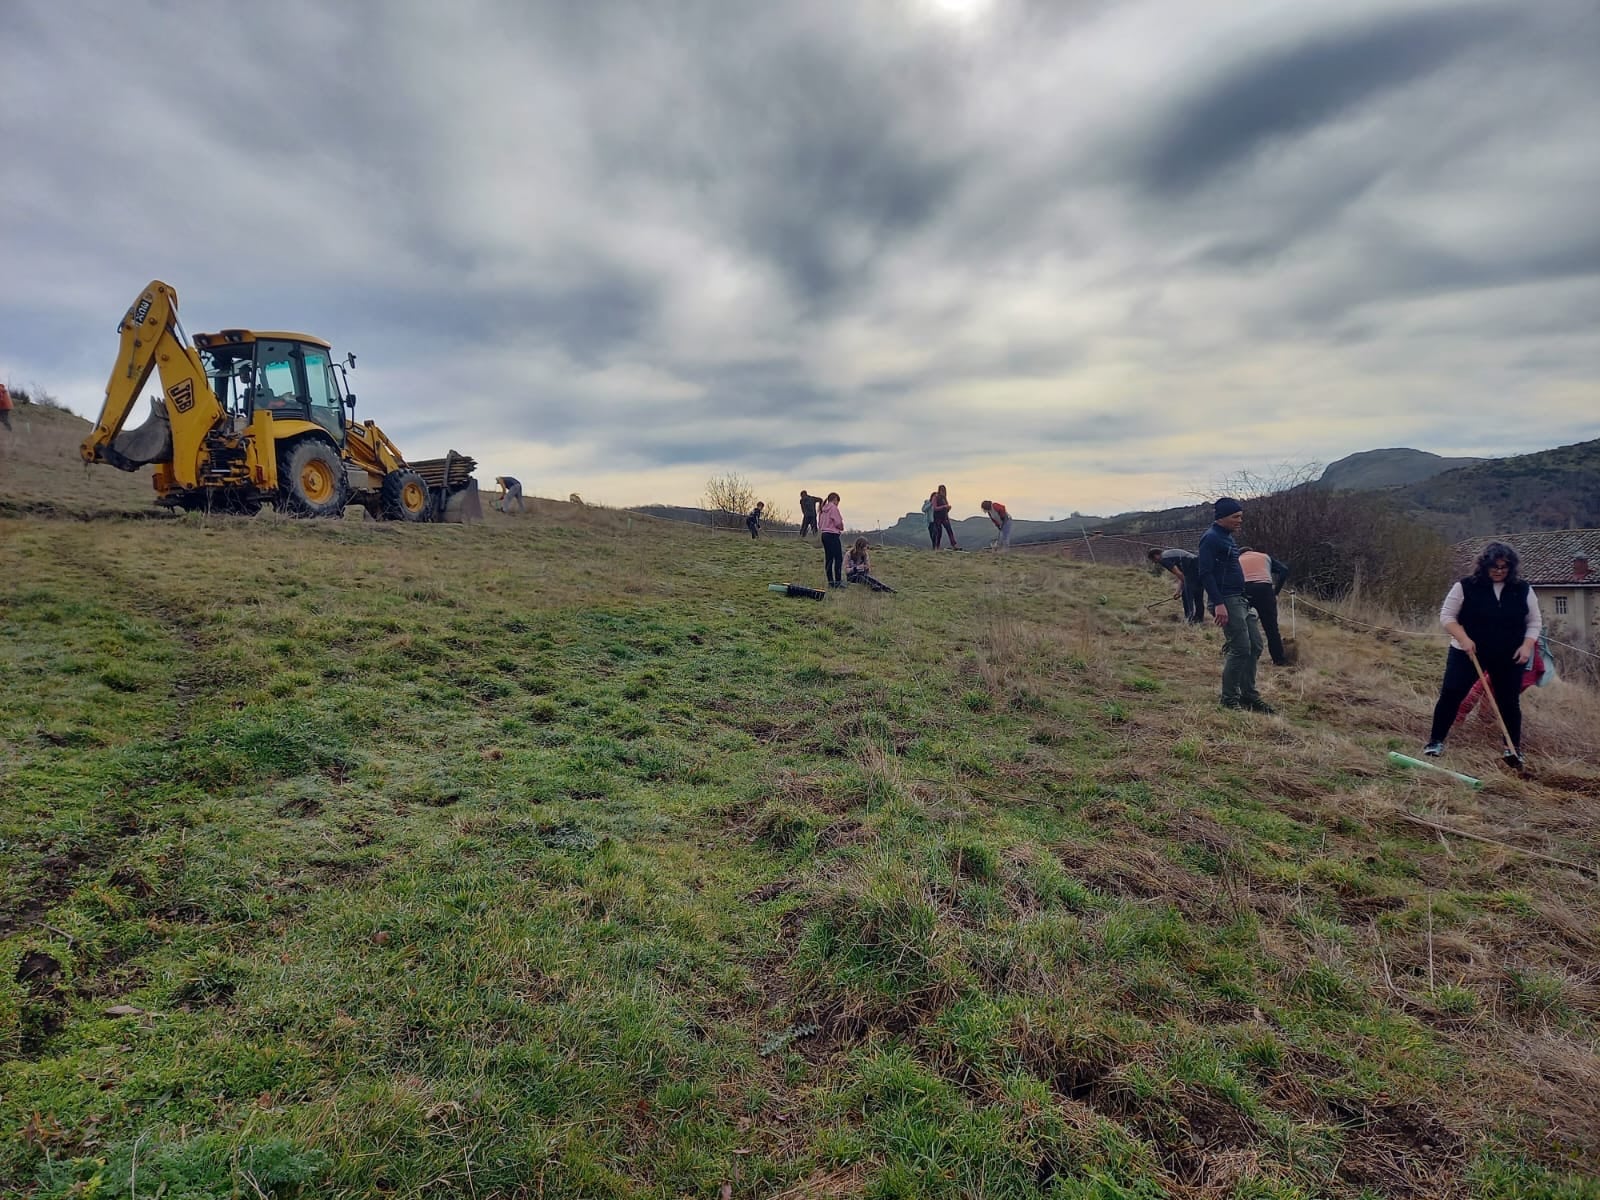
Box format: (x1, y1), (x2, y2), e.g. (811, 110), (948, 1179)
(81, 280), (223, 486)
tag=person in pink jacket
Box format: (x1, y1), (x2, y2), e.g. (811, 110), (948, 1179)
(818, 492), (845, 587)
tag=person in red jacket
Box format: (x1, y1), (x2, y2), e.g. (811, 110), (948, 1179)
(980, 499), (1012, 549)
(0, 383), (13, 432)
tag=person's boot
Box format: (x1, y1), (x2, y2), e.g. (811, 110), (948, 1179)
(1423, 742), (1444, 757)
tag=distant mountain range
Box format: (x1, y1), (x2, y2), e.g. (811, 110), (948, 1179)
(1076, 439), (1600, 543)
(628, 437), (1600, 548)
(1390, 438), (1600, 539)
(1312, 448), (1486, 491)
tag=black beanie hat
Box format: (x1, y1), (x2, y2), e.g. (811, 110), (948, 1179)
(1214, 496), (1243, 519)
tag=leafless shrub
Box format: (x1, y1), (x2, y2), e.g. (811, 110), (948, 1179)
(6, 382), (68, 410)
(703, 472), (794, 530)
(703, 472), (757, 529)
(1215, 465), (1455, 617)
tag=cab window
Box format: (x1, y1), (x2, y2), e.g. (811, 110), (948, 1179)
(302, 350), (344, 437)
(255, 341), (307, 415)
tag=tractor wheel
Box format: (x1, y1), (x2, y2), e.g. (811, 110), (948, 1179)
(380, 469), (432, 522)
(276, 440), (348, 518)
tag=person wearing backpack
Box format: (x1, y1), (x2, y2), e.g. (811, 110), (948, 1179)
(922, 492), (938, 548)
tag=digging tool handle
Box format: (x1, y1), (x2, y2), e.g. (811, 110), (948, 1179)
(1387, 752), (1482, 789)
(1466, 649), (1522, 763)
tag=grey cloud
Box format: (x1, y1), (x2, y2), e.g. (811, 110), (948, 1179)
(1138, 4), (1518, 197)
(4, 0), (1597, 517)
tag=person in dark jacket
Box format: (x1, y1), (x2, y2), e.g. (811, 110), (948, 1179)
(931, 484), (959, 549)
(798, 490), (819, 539)
(1198, 497), (1271, 713)
(1238, 547), (1292, 665)
(1424, 541), (1542, 760)
(1147, 547), (1204, 623)
(746, 501), (765, 539)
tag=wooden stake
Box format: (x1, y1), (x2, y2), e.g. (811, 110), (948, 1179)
(1399, 814), (1595, 880)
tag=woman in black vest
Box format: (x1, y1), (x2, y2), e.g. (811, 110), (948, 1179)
(1424, 541), (1542, 760)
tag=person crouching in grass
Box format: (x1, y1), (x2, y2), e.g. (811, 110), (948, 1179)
(845, 538), (895, 592)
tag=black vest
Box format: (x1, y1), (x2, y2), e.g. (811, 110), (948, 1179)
(1457, 576), (1529, 659)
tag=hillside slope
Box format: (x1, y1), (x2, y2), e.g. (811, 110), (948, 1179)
(2, 483), (1596, 1197)
(6, 499), (1593, 1200)
(1315, 448), (1486, 491)
(0, 403), (161, 517)
(1396, 437), (1600, 539)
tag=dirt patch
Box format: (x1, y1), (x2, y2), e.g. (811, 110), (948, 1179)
(14, 950), (70, 1053)
(1334, 1100), (1465, 1196)
(742, 878), (797, 904)
(1056, 841), (1218, 916)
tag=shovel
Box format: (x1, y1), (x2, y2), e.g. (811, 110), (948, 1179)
(1467, 649), (1524, 769)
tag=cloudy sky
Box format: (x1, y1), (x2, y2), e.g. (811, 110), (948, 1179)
(3, 0), (1596, 525)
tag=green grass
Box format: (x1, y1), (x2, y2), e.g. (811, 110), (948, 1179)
(2, 507), (1598, 1198)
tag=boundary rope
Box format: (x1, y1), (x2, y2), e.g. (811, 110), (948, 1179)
(1289, 592), (1600, 663)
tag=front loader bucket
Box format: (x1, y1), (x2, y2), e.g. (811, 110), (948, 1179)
(103, 397), (173, 471)
(411, 452), (482, 523)
(436, 480), (483, 524)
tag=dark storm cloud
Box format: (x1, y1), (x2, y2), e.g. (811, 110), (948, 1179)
(1138, 4), (1518, 197)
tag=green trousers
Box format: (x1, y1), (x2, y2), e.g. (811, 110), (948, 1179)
(1220, 594), (1263, 705)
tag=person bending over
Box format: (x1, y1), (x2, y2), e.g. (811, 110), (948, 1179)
(1147, 547), (1204, 623)
(1238, 547), (1291, 665)
(981, 499), (1013, 550)
(493, 476), (525, 513)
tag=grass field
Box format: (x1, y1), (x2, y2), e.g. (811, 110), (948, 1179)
(2, 440), (1599, 1197)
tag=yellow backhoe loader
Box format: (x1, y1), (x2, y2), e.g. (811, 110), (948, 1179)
(81, 280), (481, 521)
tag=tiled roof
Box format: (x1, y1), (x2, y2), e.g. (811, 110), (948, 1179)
(1452, 529), (1600, 586)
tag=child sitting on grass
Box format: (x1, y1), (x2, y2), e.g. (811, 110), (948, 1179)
(845, 538), (895, 592)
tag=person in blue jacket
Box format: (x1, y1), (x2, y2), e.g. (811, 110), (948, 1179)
(1198, 497), (1273, 713)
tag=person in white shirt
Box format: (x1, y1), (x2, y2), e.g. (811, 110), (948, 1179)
(1424, 541), (1541, 760)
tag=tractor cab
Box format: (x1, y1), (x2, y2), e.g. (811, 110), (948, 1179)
(194, 330), (348, 441)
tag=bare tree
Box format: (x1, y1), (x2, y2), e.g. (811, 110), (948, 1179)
(1207, 463), (1454, 616)
(703, 473), (758, 529)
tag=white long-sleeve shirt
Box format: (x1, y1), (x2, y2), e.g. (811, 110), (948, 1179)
(1439, 581), (1541, 651)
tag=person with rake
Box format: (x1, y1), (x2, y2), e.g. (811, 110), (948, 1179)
(1147, 546), (1204, 624)
(1424, 541), (1542, 765)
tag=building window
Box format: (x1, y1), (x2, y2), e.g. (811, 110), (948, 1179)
(1553, 596), (1568, 615)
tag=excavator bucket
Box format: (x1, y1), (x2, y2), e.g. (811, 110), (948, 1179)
(437, 479), (483, 524)
(411, 452), (482, 523)
(106, 397), (174, 470)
